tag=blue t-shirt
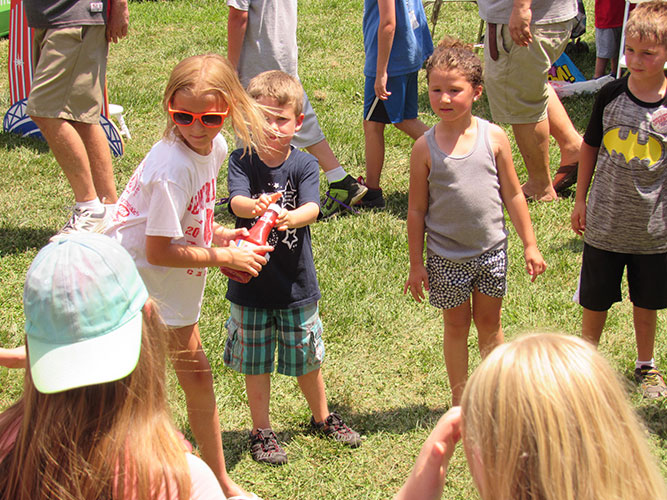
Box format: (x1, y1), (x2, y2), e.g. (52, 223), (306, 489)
(363, 0), (433, 77)
(226, 147), (321, 309)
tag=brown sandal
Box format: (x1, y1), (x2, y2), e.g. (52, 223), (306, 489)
(553, 163), (578, 194)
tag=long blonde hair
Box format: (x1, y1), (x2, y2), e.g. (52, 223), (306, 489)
(461, 333), (667, 500)
(0, 301), (191, 500)
(162, 53), (268, 153)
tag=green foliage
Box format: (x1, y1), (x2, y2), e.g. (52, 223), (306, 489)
(0, 0), (664, 498)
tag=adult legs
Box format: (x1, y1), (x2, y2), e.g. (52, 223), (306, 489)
(31, 117), (117, 204)
(306, 138), (341, 174)
(512, 118), (557, 201)
(72, 121), (118, 203)
(547, 85), (582, 169)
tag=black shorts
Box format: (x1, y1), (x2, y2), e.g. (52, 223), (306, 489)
(576, 243), (667, 311)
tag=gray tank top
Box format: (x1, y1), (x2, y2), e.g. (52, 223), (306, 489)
(424, 118), (507, 263)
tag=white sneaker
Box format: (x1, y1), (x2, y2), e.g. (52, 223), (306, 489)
(51, 206), (110, 241)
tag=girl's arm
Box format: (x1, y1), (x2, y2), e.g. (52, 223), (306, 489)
(394, 407), (462, 500)
(570, 142), (599, 236)
(404, 136), (431, 302)
(275, 202), (320, 230)
(492, 125), (546, 281)
(145, 236), (270, 275)
(375, 0), (396, 100)
(0, 346), (26, 369)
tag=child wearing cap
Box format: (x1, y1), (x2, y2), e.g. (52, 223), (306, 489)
(0, 233), (227, 499)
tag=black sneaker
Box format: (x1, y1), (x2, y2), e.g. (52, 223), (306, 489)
(356, 187), (385, 209)
(249, 428), (288, 465)
(634, 365), (667, 399)
(354, 178), (385, 209)
(319, 174), (368, 219)
(310, 412), (362, 448)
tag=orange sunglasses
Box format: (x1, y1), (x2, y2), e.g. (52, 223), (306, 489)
(168, 103), (230, 128)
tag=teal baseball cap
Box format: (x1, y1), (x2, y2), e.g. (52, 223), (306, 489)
(23, 233), (149, 394)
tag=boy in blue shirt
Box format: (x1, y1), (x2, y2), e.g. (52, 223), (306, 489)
(224, 70), (362, 465)
(361, 0), (433, 208)
(571, 1), (667, 399)
(227, 0), (368, 218)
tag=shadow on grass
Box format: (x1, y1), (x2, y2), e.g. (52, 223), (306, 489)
(636, 403), (667, 441)
(0, 225), (53, 255)
(385, 190), (409, 219)
(551, 235), (583, 254)
(0, 131), (49, 154)
(215, 402), (447, 469)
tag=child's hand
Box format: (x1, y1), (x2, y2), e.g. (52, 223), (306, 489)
(524, 245), (546, 282)
(224, 244), (273, 276)
(404, 265), (429, 303)
(252, 192), (281, 217)
(571, 200), (586, 235)
(275, 208), (292, 231)
(0, 346), (26, 369)
(375, 72), (391, 100)
(213, 226), (248, 247)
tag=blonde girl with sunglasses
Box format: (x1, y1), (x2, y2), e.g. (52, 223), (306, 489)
(106, 53), (270, 500)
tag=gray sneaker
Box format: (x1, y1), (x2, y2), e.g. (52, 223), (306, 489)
(52, 206), (111, 241)
(249, 428), (288, 465)
(634, 365), (667, 399)
(310, 412), (362, 448)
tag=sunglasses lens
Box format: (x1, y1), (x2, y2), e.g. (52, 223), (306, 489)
(201, 114), (224, 127)
(172, 112), (194, 125)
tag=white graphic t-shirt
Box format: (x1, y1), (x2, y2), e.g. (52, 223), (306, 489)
(107, 134), (227, 326)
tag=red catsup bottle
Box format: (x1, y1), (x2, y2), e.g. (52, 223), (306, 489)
(220, 200), (281, 283)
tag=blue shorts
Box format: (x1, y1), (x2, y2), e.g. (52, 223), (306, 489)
(574, 243), (667, 311)
(223, 302), (325, 376)
(426, 249), (508, 309)
(363, 71), (420, 124)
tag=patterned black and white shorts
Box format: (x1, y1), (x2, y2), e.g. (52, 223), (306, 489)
(426, 248), (507, 310)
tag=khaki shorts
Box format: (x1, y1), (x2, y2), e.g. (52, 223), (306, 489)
(483, 19), (574, 124)
(27, 25), (108, 124)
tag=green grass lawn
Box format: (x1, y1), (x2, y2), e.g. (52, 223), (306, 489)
(0, 1), (665, 498)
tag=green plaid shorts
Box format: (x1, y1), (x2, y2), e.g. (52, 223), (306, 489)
(223, 302), (325, 376)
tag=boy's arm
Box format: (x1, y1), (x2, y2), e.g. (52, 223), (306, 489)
(492, 125), (546, 281)
(227, 6), (248, 70)
(404, 136), (431, 302)
(275, 202), (320, 230)
(229, 193), (281, 219)
(375, 0), (396, 100)
(571, 142), (599, 235)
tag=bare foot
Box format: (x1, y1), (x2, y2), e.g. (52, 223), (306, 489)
(521, 181), (558, 202)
